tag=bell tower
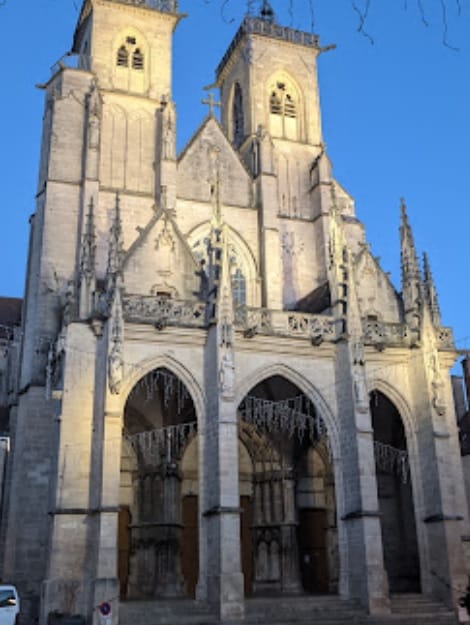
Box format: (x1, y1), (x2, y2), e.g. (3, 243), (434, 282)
(2, 2), (182, 624)
(73, 0), (180, 98)
(216, 3), (324, 152)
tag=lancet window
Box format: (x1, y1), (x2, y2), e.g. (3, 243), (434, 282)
(268, 78), (299, 140)
(117, 46), (129, 67)
(231, 267), (246, 306)
(116, 37), (145, 71)
(132, 49), (144, 70)
(270, 82), (297, 119)
(232, 83), (244, 148)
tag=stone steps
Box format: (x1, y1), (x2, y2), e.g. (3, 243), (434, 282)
(119, 594), (458, 625)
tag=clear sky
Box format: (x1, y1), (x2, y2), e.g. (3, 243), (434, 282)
(0, 0), (469, 359)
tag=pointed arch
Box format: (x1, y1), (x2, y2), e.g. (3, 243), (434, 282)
(368, 378), (428, 592)
(119, 354), (205, 422)
(112, 27), (150, 94)
(186, 221), (260, 307)
(231, 82), (245, 148)
(266, 70), (303, 141)
(236, 362), (339, 462)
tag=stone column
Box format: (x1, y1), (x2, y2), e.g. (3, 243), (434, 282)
(336, 342), (390, 615)
(89, 321), (121, 625)
(200, 326), (244, 621)
(256, 127), (282, 310)
(154, 462), (184, 598)
(40, 323), (100, 625)
(408, 337), (470, 608)
(280, 470), (302, 594)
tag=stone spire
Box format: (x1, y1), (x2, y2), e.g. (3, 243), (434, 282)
(78, 198), (96, 319)
(106, 193), (125, 299)
(422, 251), (442, 327)
(400, 198), (422, 344)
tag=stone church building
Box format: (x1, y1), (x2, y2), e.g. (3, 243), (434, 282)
(0, 0), (469, 623)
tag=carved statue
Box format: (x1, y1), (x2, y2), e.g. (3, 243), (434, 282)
(162, 108), (175, 160)
(220, 317), (233, 348)
(108, 342), (123, 395)
(219, 352), (235, 399)
(353, 368), (369, 413)
(352, 340), (365, 366)
(86, 82), (101, 150)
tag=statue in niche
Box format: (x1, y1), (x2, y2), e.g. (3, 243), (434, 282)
(194, 259), (209, 302)
(220, 318), (233, 348)
(353, 368), (369, 413)
(352, 340), (365, 366)
(219, 352), (235, 399)
(62, 281), (76, 326)
(430, 350), (446, 416)
(86, 82), (101, 150)
(108, 342), (123, 395)
(162, 105), (176, 160)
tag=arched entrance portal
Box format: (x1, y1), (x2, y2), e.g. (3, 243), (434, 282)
(119, 367), (197, 600)
(370, 390), (420, 593)
(238, 375), (339, 595)
(118, 369), (339, 600)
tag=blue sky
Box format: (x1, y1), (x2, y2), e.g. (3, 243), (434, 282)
(0, 0), (469, 357)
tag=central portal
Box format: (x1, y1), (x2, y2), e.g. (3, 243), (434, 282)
(118, 369), (338, 601)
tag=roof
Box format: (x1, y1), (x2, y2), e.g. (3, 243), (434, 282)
(294, 282), (331, 315)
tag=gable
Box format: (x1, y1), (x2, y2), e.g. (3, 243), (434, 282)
(354, 247), (402, 323)
(123, 209), (198, 299)
(177, 117), (253, 207)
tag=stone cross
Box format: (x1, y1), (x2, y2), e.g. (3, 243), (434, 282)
(202, 92), (221, 116)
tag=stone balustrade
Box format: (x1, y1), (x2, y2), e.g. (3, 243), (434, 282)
(235, 306), (337, 342)
(122, 295), (206, 328)
(362, 320), (409, 348)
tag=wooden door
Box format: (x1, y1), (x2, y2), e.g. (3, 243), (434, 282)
(298, 508), (329, 593)
(118, 507), (131, 599)
(240, 496), (253, 596)
(182, 495), (199, 598)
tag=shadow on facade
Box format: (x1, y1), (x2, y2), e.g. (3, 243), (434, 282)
(370, 390), (421, 593)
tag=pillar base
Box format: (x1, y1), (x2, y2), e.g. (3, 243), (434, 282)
(207, 573), (245, 622)
(40, 578), (91, 625)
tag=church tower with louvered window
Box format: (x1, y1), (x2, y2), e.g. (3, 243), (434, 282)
(1, 2), (468, 624)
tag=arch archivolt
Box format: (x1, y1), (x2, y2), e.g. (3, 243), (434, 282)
(236, 361), (340, 462)
(368, 379), (417, 452)
(186, 220), (260, 306)
(368, 377), (429, 589)
(118, 352), (205, 421)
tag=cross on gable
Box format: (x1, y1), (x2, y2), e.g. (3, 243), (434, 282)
(202, 92), (221, 116)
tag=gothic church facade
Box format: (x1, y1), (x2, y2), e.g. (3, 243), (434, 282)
(1, 1), (469, 624)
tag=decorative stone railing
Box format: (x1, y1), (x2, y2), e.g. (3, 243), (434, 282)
(122, 295), (206, 328)
(113, 0), (178, 12)
(235, 306), (337, 343)
(363, 319), (455, 351)
(362, 320), (409, 348)
(216, 17), (319, 77)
